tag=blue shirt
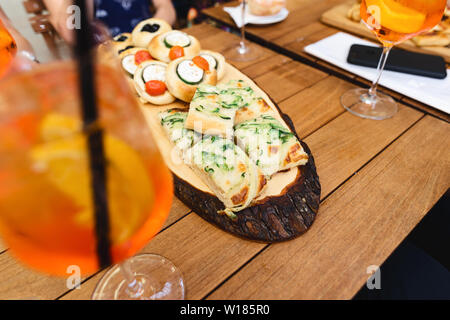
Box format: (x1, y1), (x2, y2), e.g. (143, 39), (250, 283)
(95, 0), (153, 37)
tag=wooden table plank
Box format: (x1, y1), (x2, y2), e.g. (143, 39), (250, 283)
(240, 54), (292, 79)
(279, 75), (353, 138)
(207, 115), (450, 299)
(401, 97), (450, 123)
(161, 198), (191, 229)
(252, 61), (327, 103)
(62, 214), (264, 300)
(0, 251), (68, 300)
(59, 92), (422, 300)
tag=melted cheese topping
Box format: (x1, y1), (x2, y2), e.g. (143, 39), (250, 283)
(159, 109), (200, 152)
(142, 64), (167, 82)
(165, 31), (191, 47)
(177, 60), (204, 84)
(235, 115), (306, 176)
(121, 54), (137, 75)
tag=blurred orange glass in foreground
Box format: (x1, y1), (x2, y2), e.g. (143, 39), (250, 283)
(0, 18), (17, 77)
(0, 62), (173, 276)
(361, 0), (447, 45)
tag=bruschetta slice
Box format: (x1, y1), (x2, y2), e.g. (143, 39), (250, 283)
(234, 115), (309, 176)
(184, 135), (266, 218)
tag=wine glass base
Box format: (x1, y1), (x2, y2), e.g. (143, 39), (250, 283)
(92, 254), (185, 300)
(341, 88), (398, 120)
(223, 41), (262, 62)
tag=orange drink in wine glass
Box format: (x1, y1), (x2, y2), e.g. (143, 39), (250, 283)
(0, 61), (183, 299)
(361, 0), (447, 45)
(341, 0), (447, 120)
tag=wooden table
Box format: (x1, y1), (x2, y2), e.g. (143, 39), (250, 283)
(0, 23), (449, 300)
(202, 0), (450, 122)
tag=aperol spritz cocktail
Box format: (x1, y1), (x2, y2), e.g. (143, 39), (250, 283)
(0, 18), (17, 77)
(361, 0), (447, 45)
(341, 0), (447, 120)
(0, 61), (183, 299)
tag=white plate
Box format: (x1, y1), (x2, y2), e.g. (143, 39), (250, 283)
(304, 32), (450, 114)
(224, 4), (289, 28)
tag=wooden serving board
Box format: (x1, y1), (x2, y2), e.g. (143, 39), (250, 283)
(321, 1), (450, 63)
(139, 63), (321, 242)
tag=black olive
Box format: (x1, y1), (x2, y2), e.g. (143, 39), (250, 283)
(118, 45), (134, 54)
(115, 35), (128, 42)
(141, 23), (160, 33)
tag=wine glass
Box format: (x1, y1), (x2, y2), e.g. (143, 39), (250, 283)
(223, 0), (263, 62)
(0, 44), (184, 301)
(341, 0), (447, 120)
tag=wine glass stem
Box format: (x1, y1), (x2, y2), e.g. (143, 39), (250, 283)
(368, 45), (392, 99)
(120, 260), (144, 298)
(240, 0), (247, 50)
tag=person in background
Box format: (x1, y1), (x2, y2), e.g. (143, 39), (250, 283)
(43, 0), (176, 43)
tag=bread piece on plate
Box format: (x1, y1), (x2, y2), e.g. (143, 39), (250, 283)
(184, 80), (259, 136)
(184, 84), (237, 137)
(166, 57), (217, 102)
(234, 115), (308, 177)
(184, 135), (266, 218)
(148, 30), (201, 63)
(159, 109), (201, 152)
(132, 18), (172, 48)
(198, 50), (226, 80)
(134, 60), (176, 105)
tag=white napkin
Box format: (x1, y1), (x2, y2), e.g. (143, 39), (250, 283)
(224, 4), (289, 28)
(304, 32), (450, 114)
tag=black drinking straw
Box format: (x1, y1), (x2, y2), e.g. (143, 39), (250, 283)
(73, 0), (112, 268)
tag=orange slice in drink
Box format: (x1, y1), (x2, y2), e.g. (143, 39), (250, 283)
(30, 113), (154, 245)
(365, 0), (426, 34)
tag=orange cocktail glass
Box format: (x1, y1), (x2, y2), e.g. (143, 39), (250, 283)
(0, 18), (17, 77)
(361, 0), (447, 45)
(0, 61), (183, 299)
(340, 0), (447, 120)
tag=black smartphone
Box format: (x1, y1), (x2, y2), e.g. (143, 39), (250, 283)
(347, 44), (447, 79)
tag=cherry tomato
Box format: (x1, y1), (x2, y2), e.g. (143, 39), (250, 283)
(169, 46), (184, 60)
(192, 56), (210, 71)
(134, 50), (152, 65)
(145, 80), (166, 96)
